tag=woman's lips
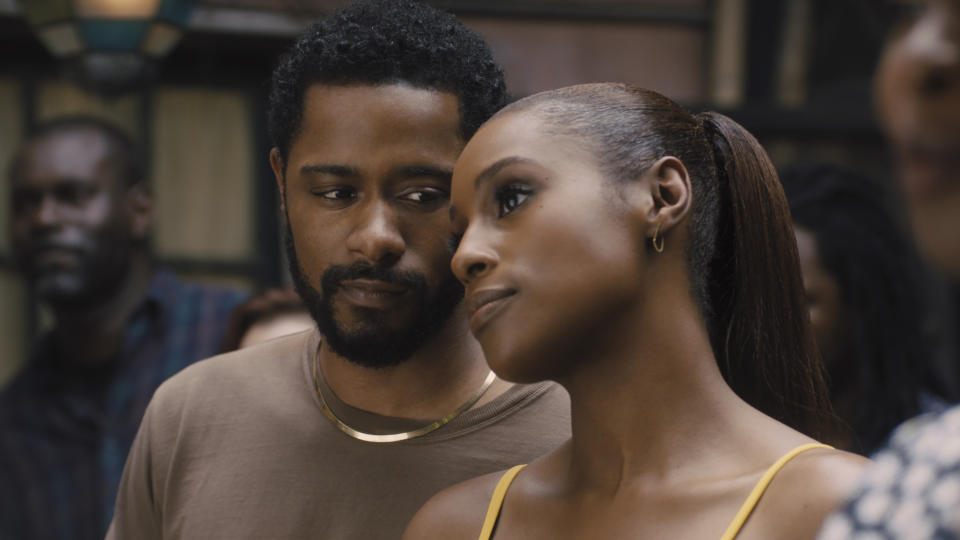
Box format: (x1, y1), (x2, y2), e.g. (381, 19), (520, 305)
(466, 288), (515, 333)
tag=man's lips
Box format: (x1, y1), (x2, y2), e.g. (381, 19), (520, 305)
(30, 246), (84, 268)
(896, 141), (960, 198)
(466, 288), (515, 333)
(337, 279), (410, 309)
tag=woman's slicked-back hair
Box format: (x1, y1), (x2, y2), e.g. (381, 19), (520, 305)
(501, 83), (832, 435)
(267, 0), (508, 162)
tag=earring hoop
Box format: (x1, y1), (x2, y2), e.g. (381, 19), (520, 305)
(652, 223), (665, 253)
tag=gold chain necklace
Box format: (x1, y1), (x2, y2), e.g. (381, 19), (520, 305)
(312, 347), (496, 443)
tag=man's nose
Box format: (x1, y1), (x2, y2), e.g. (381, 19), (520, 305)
(345, 199), (405, 265)
(32, 196), (63, 229)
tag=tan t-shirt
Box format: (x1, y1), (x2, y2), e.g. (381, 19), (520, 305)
(107, 329), (570, 539)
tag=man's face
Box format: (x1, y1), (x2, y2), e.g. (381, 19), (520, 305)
(9, 128), (138, 306)
(273, 84), (466, 368)
(876, 0), (960, 277)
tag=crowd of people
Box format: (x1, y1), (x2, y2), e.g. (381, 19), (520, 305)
(1, 0), (959, 539)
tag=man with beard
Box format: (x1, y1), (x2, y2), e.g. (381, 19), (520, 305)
(108, 2), (570, 539)
(0, 116), (246, 540)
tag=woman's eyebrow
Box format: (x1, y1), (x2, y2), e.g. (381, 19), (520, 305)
(450, 156), (539, 222)
(473, 156), (536, 193)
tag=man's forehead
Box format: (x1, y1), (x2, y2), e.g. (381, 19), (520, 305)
(15, 129), (114, 182)
(30, 128), (110, 160)
(301, 83), (461, 123)
(287, 83), (465, 166)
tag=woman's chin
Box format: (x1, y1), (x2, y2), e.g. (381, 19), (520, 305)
(479, 341), (559, 385)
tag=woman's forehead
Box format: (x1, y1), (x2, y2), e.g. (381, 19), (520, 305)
(461, 110), (588, 168)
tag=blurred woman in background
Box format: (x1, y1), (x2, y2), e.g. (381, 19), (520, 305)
(220, 287), (313, 352)
(782, 162), (953, 454)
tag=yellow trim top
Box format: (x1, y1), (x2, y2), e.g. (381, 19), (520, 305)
(478, 464), (526, 540)
(476, 443), (833, 540)
(719, 442), (833, 540)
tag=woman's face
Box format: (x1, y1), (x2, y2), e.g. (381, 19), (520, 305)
(794, 227), (848, 377)
(449, 110), (646, 382)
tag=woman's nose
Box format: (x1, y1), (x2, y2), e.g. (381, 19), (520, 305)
(451, 229), (498, 285)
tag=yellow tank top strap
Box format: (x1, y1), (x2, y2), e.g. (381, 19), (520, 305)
(719, 442), (833, 540)
(478, 464), (527, 540)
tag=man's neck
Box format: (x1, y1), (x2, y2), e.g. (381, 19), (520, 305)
(49, 254), (154, 369)
(317, 303), (509, 419)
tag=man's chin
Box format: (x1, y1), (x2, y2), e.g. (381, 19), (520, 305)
(320, 331), (419, 369)
(33, 275), (91, 305)
(311, 305), (409, 366)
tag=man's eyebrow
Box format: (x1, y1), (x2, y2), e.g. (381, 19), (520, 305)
(300, 164), (359, 177)
(473, 156), (536, 192)
(396, 165), (453, 182)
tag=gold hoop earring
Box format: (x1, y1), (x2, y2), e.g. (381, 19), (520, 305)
(652, 223), (665, 253)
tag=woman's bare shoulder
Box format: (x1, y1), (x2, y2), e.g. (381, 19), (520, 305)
(745, 446), (870, 539)
(402, 470), (506, 540)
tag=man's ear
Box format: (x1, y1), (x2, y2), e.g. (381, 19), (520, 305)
(127, 182), (153, 241)
(270, 147), (286, 212)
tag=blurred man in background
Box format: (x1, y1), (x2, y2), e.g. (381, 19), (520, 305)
(876, 0), (960, 278)
(0, 116), (246, 540)
(819, 1), (960, 537)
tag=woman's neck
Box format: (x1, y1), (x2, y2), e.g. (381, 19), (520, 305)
(555, 284), (785, 497)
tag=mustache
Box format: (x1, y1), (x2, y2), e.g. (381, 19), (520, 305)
(23, 240), (90, 256)
(320, 261), (427, 292)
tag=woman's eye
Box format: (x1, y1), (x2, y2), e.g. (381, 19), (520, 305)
(495, 186), (531, 217)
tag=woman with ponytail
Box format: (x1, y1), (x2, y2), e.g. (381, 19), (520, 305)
(403, 83), (867, 540)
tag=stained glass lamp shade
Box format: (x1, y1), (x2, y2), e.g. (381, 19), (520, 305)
(18, 0), (196, 90)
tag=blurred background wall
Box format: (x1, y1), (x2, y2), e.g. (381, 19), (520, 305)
(0, 0), (905, 386)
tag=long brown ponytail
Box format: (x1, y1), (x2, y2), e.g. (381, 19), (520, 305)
(698, 112), (832, 435)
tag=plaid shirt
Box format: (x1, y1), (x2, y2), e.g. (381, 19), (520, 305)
(0, 269), (246, 540)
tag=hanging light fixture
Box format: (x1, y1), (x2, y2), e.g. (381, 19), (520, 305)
(17, 0), (196, 92)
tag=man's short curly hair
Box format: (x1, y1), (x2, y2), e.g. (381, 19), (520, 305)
(267, 0), (508, 162)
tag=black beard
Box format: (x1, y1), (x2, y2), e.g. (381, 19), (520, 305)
(19, 236), (132, 309)
(284, 220), (463, 369)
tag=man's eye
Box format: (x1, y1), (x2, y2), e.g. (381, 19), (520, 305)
(402, 189), (447, 203)
(54, 184), (95, 205)
(495, 186), (531, 217)
(317, 188), (356, 200)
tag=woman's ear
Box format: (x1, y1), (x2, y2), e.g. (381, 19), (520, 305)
(621, 156), (692, 252)
(647, 156), (692, 227)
